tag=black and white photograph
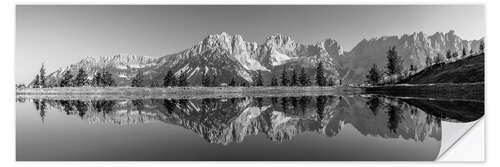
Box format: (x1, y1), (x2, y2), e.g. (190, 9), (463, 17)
(13, 4), (486, 161)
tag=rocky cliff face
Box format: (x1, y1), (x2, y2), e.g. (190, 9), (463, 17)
(45, 32), (345, 86)
(44, 31), (482, 86)
(342, 30), (483, 83)
(46, 54), (158, 86)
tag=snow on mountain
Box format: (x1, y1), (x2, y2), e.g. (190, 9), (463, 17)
(45, 32), (345, 86)
(342, 30), (484, 83)
(151, 32), (268, 84)
(256, 34), (345, 84)
(43, 30), (483, 86)
(46, 54), (158, 86)
(269, 49), (292, 66)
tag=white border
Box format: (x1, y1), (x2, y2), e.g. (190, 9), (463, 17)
(2, 0), (497, 166)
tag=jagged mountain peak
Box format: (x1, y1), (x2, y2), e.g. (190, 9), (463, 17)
(445, 29), (456, 36)
(343, 30), (483, 83)
(431, 31), (445, 37)
(315, 38), (344, 56)
(264, 33), (296, 47)
(402, 31), (426, 40)
(196, 32), (253, 54)
(41, 30), (482, 86)
(80, 54), (156, 65)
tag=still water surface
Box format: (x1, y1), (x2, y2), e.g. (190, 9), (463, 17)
(16, 95), (483, 160)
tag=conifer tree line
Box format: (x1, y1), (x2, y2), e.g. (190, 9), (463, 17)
(58, 68), (115, 87)
(31, 65), (115, 88)
(31, 62), (336, 88)
(365, 42), (485, 85)
(157, 62), (332, 87)
(274, 63), (332, 87)
(32, 64), (46, 88)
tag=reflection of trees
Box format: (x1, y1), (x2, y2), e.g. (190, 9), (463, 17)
(271, 97), (278, 106)
(33, 99), (40, 111)
(298, 96), (311, 115)
(400, 98), (484, 123)
(366, 96), (383, 116)
(33, 99), (47, 122)
(290, 97), (298, 111)
(16, 97), (26, 103)
(74, 101), (88, 118)
(163, 99), (176, 114)
(386, 105), (402, 133)
(60, 100), (72, 115)
(254, 97), (263, 108)
(132, 99), (145, 122)
(92, 100), (116, 114)
(23, 95), (445, 145)
(316, 96), (327, 120)
(281, 97), (289, 113)
(357, 96), (443, 141)
(37, 100), (117, 120)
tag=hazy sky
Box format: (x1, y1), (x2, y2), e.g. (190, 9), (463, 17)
(16, 5), (485, 83)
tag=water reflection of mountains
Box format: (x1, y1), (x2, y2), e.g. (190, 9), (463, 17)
(21, 95), (483, 145)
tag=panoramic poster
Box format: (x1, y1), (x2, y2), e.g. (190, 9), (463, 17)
(15, 5), (485, 161)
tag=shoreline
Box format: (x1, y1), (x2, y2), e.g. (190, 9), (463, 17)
(16, 83), (484, 101)
(362, 82), (484, 101)
(16, 86), (363, 100)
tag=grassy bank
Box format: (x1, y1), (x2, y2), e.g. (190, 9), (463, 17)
(16, 86), (362, 100)
(363, 82), (484, 101)
(399, 53), (484, 84)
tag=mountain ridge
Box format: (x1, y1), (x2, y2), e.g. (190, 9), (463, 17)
(42, 31), (483, 86)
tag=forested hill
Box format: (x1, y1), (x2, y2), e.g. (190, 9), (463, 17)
(399, 53), (484, 84)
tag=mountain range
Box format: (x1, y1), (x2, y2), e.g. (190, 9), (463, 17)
(44, 30), (483, 86)
(36, 95), (442, 145)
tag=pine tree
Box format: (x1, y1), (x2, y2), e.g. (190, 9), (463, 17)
(434, 53), (445, 64)
(150, 80), (160, 87)
(210, 75), (217, 87)
(255, 71), (264, 86)
(131, 70), (145, 87)
(290, 69), (298, 86)
(280, 67), (289, 86)
(425, 54), (433, 67)
(102, 70), (114, 87)
(270, 75), (279, 86)
(39, 64), (46, 88)
(386, 46), (403, 75)
(316, 62), (326, 86)
(240, 81), (248, 87)
(73, 68), (88, 87)
(163, 70), (175, 87)
(33, 74), (40, 88)
(366, 64), (381, 85)
(479, 40), (485, 53)
(327, 78), (335, 86)
(201, 72), (210, 86)
(452, 51), (459, 61)
(177, 73), (189, 86)
(228, 78), (236, 86)
(92, 72), (102, 87)
(170, 74), (178, 87)
(409, 64), (417, 73)
(299, 67), (310, 86)
(462, 47), (468, 58)
(445, 50), (452, 60)
(59, 70), (73, 87)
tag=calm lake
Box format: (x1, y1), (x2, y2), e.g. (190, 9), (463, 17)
(16, 95), (484, 161)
